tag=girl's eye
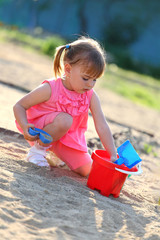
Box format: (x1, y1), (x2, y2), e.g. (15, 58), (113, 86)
(82, 77), (97, 82)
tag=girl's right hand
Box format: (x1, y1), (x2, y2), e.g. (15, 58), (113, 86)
(110, 155), (117, 163)
(23, 124), (38, 141)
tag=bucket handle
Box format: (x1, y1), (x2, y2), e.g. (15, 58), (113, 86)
(115, 162), (142, 175)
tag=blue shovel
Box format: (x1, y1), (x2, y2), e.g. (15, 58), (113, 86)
(29, 127), (53, 144)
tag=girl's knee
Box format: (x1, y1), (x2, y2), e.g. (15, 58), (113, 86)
(55, 112), (73, 131)
(73, 162), (92, 177)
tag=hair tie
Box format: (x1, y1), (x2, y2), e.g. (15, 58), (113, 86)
(65, 44), (71, 49)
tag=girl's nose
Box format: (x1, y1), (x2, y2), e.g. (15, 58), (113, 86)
(87, 80), (95, 88)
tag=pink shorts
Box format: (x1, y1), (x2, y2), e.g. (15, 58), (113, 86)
(16, 112), (92, 170)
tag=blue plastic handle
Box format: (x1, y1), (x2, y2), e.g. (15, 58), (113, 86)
(28, 127), (53, 144)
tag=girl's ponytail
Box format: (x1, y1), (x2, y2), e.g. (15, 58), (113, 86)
(53, 45), (66, 78)
(53, 37), (106, 80)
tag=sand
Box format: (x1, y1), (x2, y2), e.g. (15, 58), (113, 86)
(0, 42), (160, 240)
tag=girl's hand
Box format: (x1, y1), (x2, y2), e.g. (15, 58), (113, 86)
(110, 155), (117, 163)
(23, 124), (38, 142)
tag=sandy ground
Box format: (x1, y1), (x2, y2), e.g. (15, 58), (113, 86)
(0, 42), (160, 240)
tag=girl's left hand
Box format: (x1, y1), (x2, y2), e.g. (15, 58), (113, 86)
(23, 124), (39, 141)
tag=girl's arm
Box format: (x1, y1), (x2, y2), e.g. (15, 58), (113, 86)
(90, 91), (117, 162)
(13, 83), (51, 141)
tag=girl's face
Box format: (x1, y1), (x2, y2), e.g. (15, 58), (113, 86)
(64, 63), (97, 93)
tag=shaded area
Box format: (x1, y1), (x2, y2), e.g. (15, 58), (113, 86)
(0, 127), (160, 239)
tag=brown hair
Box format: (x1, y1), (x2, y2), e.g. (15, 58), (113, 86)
(53, 36), (106, 79)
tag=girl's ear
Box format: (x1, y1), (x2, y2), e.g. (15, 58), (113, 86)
(64, 63), (72, 75)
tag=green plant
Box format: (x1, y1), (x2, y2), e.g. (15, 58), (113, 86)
(41, 36), (66, 56)
(0, 26), (66, 56)
(143, 144), (153, 155)
(102, 65), (160, 110)
(153, 152), (158, 157)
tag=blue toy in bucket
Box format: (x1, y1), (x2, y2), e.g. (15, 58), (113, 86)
(114, 140), (142, 169)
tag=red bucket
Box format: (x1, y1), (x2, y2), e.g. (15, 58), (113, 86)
(87, 150), (139, 198)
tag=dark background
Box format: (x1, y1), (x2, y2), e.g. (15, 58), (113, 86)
(0, 0), (160, 77)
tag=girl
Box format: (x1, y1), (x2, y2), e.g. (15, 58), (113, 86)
(13, 37), (117, 177)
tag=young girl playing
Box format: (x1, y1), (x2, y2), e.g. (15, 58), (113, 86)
(13, 36), (117, 177)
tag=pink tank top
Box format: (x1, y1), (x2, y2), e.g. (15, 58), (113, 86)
(27, 78), (93, 152)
